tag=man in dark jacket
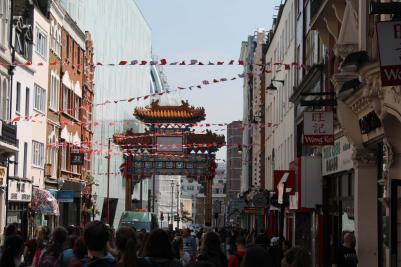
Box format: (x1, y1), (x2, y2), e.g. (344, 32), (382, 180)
(82, 221), (116, 267)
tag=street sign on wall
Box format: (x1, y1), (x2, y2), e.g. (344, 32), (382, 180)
(322, 136), (353, 176)
(303, 111), (334, 146)
(377, 21), (401, 86)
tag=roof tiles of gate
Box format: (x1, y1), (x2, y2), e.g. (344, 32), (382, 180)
(134, 100), (206, 123)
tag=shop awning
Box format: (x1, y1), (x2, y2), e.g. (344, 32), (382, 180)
(31, 187), (60, 216)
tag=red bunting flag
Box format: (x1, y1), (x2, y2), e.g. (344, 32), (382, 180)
(96, 62), (103, 65)
(130, 60), (138, 65)
(238, 60), (244, 65)
(217, 61), (224, 65)
(284, 64), (290, 70)
(140, 60), (147, 65)
(50, 60), (57, 66)
(160, 59), (167, 65)
(202, 80), (210, 85)
(119, 60), (128, 65)
(144, 95), (150, 100)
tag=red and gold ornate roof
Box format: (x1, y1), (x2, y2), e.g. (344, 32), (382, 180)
(134, 100), (206, 123)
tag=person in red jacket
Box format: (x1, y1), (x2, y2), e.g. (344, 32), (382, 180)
(228, 236), (246, 267)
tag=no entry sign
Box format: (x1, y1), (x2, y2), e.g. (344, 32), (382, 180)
(377, 21), (401, 86)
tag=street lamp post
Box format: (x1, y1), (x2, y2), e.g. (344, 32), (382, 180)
(176, 183), (180, 229)
(171, 181), (174, 226)
(92, 192), (97, 221)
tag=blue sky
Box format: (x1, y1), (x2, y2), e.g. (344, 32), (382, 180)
(135, 0), (281, 158)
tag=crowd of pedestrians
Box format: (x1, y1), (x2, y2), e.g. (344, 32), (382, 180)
(0, 222), (358, 267)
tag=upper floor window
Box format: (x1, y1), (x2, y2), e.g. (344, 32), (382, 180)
(32, 141), (44, 168)
(35, 26), (48, 59)
(33, 84), (46, 113)
(14, 17), (33, 60)
(0, 77), (10, 121)
(49, 72), (60, 111)
(0, 0), (9, 47)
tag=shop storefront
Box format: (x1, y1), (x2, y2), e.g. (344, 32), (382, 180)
(7, 178), (32, 239)
(58, 180), (83, 227)
(322, 135), (354, 266)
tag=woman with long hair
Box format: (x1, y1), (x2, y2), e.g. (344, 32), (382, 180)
(240, 246), (274, 267)
(171, 236), (191, 266)
(0, 234), (26, 267)
(144, 229), (182, 267)
(38, 227), (68, 267)
(197, 232), (227, 267)
(115, 226), (150, 267)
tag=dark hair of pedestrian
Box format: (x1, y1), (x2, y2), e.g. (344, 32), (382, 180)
(240, 246), (273, 267)
(185, 261), (214, 267)
(73, 237), (87, 260)
(46, 227), (68, 257)
(116, 226), (138, 267)
(283, 246), (312, 267)
(84, 221), (109, 252)
(200, 232), (222, 256)
(137, 232), (149, 257)
(0, 234), (24, 267)
(144, 229), (174, 259)
(235, 235), (246, 246)
(171, 236), (184, 259)
(4, 223), (19, 236)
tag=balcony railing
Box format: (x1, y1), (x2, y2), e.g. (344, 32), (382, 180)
(0, 120), (18, 147)
(310, 0), (325, 21)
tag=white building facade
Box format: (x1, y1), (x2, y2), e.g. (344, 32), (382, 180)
(61, 0), (152, 227)
(265, 0), (296, 191)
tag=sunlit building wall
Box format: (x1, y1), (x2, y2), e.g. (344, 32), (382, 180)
(61, 0), (151, 226)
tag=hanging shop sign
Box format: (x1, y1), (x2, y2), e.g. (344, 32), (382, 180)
(273, 170), (296, 199)
(322, 136), (353, 176)
(303, 111), (334, 146)
(70, 153), (84, 165)
(377, 21), (401, 86)
(253, 192), (269, 208)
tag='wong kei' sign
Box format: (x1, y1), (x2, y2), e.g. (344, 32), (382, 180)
(303, 111), (334, 146)
(377, 21), (401, 86)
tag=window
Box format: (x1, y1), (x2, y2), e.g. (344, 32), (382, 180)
(66, 36), (70, 59)
(34, 84), (46, 113)
(0, 78), (10, 121)
(63, 86), (69, 112)
(14, 150), (19, 176)
(35, 26), (47, 59)
(16, 82), (21, 113)
(25, 87), (30, 116)
(32, 141), (44, 167)
(61, 146), (67, 170)
(75, 97), (80, 119)
(49, 73), (60, 111)
(23, 142), (28, 178)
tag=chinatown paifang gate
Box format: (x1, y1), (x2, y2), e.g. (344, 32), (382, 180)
(113, 100), (225, 226)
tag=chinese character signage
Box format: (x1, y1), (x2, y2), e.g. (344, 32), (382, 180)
(377, 21), (401, 86)
(303, 111), (334, 146)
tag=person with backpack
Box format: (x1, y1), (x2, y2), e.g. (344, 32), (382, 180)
(38, 227), (68, 267)
(227, 236), (246, 267)
(143, 229), (182, 267)
(81, 221), (116, 267)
